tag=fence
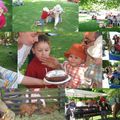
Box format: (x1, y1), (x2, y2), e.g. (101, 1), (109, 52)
(1, 88), (65, 114)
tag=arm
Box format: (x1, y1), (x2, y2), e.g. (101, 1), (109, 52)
(21, 76), (45, 86)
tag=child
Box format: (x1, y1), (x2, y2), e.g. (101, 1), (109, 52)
(0, 0), (8, 29)
(39, 7), (50, 26)
(25, 34), (57, 88)
(63, 43), (87, 88)
(85, 35), (102, 88)
(51, 4), (63, 29)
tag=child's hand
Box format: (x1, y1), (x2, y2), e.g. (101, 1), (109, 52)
(40, 56), (61, 69)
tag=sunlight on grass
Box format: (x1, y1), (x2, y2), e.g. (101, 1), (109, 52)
(13, 0), (78, 32)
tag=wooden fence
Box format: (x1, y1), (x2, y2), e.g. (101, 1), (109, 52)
(1, 88), (65, 114)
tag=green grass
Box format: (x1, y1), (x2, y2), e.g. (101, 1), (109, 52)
(92, 114), (120, 120)
(0, 0), (12, 31)
(79, 20), (99, 31)
(13, 0), (78, 32)
(79, 16), (120, 32)
(15, 110), (64, 120)
(0, 44), (17, 71)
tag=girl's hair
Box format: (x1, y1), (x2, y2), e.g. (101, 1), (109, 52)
(32, 34), (50, 48)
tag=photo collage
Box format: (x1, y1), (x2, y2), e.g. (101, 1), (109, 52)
(0, 0), (120, 120)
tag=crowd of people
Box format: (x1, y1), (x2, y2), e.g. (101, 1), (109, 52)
(106, 13), (120, 27)
(103, 65), (120, 87)
(65, 96), (111, 120)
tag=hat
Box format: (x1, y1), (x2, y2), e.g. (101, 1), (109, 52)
(0, 0), (8, 13)
(87, 35), (102, 58)
(64, 43), (87, 62)
(43, 7), (49, 13)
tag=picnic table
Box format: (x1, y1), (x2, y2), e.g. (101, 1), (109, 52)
(74, 106), (111, 120)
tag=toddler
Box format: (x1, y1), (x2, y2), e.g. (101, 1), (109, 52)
(39, 7), (50, 26)
(62, 43), (87, 88)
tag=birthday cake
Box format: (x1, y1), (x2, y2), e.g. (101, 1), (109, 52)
(45, 70), (68, 82)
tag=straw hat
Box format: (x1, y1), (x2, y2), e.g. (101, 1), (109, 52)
(0, 0), (8, 13)
(43, 7), (49, 13)
(87, 35), (102, 58)
(64, 43), (87, 62)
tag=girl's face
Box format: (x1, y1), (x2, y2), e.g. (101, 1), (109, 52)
(68, 54), (82, 67)
(19, 32), (38, 46)
(0, 7), (3, 15)
(32, 42), (51, 60)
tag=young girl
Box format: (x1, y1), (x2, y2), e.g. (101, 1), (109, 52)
(39, 7), (50, 26)
(62, 43), (87, 88)
(0, 0), (8, 29)
(25, 34), (57, 88)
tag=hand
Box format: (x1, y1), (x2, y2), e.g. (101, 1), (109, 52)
(40, 56), (61, 69)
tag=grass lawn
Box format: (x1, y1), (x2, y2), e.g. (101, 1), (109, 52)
(0, 0), (12, 31)
(0, 44), (17, 71)
(92, 114), (120, 120)
(79, 16), (120, 32)
(13, 0), (78, 32)
(15, 110), (65, 120)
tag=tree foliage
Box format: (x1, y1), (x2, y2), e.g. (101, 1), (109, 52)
(0, 32), (17, 45)
(80, 0), (120, 10)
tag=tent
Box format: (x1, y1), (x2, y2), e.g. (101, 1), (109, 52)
(65, 89), (107, 98)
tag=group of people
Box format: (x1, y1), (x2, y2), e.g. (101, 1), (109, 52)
(106, 13), (120, 27)
(0, 32), (103, 89)
(0, 32), (103, 119)
(103, 65), (120, 87)
(65, 97), (111, 120)
(36, 4), (63, 30)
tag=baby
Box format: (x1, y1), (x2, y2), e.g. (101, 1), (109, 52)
(62, 43), (87, 88)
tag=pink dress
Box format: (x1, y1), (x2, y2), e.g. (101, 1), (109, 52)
(0, 14), (6, 29)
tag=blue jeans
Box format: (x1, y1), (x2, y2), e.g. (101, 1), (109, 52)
(39, 19), (44, 26)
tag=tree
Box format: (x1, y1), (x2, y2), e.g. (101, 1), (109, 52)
(80, 0), (120, 10)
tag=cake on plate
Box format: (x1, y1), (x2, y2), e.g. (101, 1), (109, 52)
(45, 70), (68, 82)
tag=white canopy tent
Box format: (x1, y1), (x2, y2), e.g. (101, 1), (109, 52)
(65, 89), (107, 98)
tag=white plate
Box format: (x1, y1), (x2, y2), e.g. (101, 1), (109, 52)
(44, 75), (71, 84)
